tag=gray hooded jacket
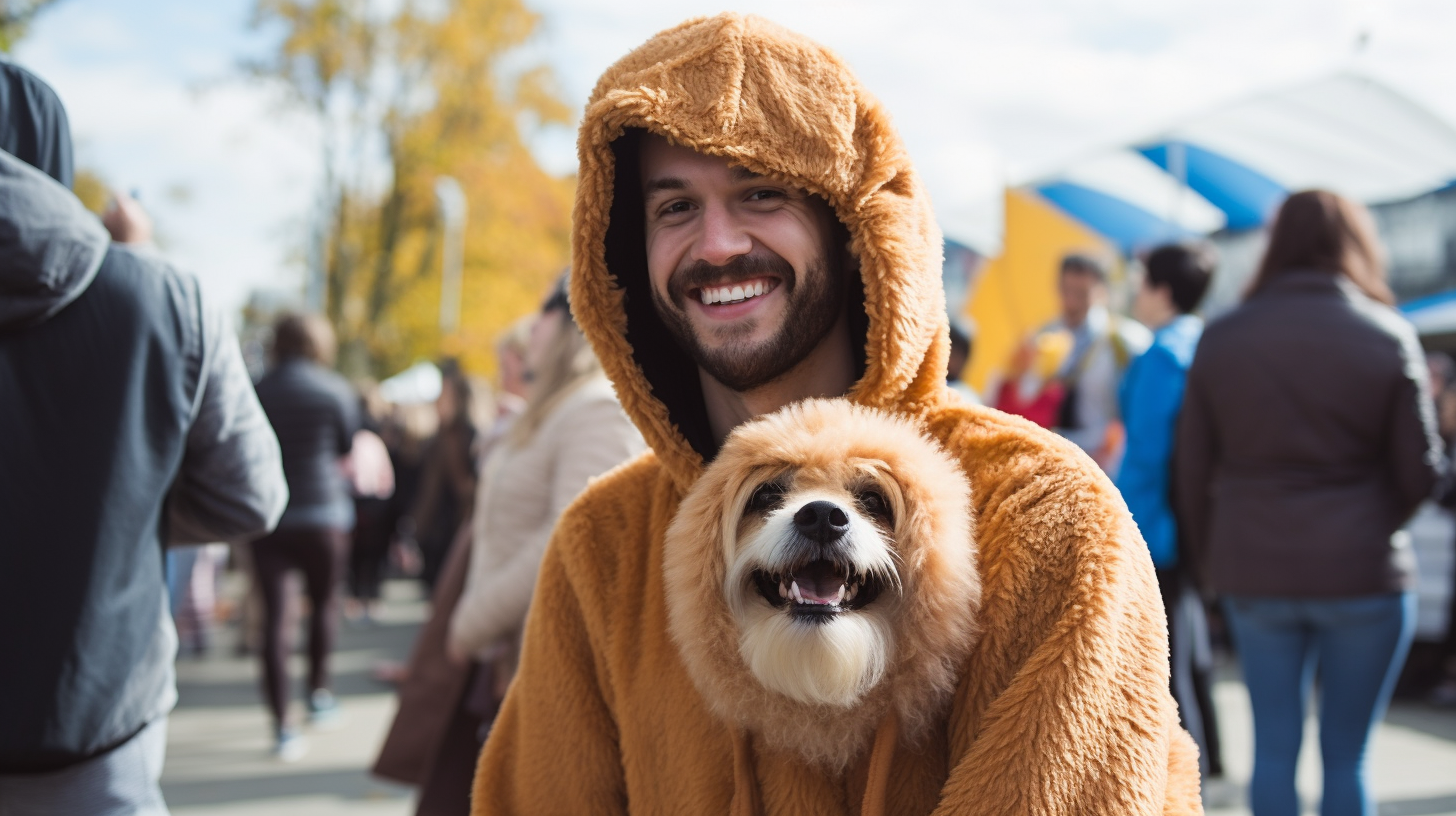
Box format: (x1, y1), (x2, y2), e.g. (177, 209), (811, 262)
(0, 129), (287, 770)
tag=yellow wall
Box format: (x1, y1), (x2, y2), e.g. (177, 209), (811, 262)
(965, 188), (1116, 394)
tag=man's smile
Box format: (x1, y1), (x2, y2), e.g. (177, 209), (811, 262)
(693, 276), (780, 306)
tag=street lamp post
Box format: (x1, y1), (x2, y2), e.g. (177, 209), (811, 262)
(434, 176), (467, 334)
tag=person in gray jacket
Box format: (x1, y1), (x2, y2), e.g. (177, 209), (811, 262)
(0, 63), (287, 815)
(1177, 189), (1444, 816)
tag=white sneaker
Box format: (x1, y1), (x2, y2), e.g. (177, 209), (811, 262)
(273, 727), (307, 762)
(307, 689), (342, 729)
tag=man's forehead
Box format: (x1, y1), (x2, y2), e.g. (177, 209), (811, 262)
(639, 133), (763, 191)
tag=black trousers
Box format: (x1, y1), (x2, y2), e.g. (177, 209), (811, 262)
(1157, 567), (1224, 777)
(250, 527), (348, 729)
(349, 498), (393, 601)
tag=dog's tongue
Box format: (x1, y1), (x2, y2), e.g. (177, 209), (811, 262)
(794, 560), (845, 604)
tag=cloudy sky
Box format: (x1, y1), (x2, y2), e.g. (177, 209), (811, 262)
(13, 0), (1456, 316)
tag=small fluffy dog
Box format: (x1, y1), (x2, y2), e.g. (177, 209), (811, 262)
(665, 399), (980, 769)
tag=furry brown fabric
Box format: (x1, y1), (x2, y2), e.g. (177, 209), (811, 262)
(473, 13), (1202, 816)
(664, 400), (978, 769)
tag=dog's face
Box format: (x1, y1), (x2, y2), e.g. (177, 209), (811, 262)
(725, 458), (906, 708)
(665, 399), (979, 768)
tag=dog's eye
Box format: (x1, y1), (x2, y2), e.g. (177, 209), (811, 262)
(746, 481), (786, 513)
(857, 489), (892, 522)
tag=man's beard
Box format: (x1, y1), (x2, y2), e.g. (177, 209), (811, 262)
(652, 251), (844, 392)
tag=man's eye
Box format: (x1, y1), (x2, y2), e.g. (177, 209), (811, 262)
(746, 189), (784, 202)
(661, 200), (693, 215)
(746, 481), (785, 512)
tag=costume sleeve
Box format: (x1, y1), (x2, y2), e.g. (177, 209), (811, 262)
(449, 400), (641, 656)
(471, 524), (628, 816)
(1174, 348), (1217, 585)
(167, 295), (287, 545)
(931, 468), (1203, 814)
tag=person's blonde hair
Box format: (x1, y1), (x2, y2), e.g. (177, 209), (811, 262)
(496, 315), (533, 363)
(507, 301), (603, 446)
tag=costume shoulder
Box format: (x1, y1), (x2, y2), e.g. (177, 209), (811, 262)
(926, 399), (1144, 608)
(925, 400), (1195, 810)
(546, 449), (670, 620)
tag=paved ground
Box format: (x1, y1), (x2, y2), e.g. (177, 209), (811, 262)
(161, 579), (1456, 815)
(162, 578), (421, 816)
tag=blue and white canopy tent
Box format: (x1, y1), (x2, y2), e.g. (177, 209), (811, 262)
(966, 73), (1456, 387)
(1024, 73), (1456, 257)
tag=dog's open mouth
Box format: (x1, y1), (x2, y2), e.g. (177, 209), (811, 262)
(750, 560), (884, 620)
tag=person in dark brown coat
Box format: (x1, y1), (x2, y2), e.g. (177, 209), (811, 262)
(1176, 189), (1445, 816)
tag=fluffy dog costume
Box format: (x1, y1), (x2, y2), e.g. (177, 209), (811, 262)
(472, 13), (1202, 816)
(665, 400), (978, 770)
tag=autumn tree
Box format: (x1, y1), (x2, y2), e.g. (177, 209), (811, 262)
(0, 0), (61, 52)
(251, 0), (573, 378)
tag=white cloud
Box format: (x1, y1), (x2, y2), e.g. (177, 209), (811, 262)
(14, 1), (321, 314)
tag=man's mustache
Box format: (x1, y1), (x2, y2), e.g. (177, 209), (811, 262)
(668, 254), (796, 308)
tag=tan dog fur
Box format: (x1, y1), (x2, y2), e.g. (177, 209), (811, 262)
(665, 400), (979, 770)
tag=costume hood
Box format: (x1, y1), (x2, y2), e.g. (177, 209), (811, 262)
(571, 13), (949, 491)
(0, 149), (107, 331)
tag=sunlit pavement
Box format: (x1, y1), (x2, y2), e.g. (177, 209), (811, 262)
(159, 578), (1456, 815)
(161, 578), (423, 815)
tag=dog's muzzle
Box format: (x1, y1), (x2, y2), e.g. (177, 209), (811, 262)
(749, 500), (887, 623)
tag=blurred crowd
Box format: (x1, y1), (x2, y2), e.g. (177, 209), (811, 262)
(165, 274), (644, 799)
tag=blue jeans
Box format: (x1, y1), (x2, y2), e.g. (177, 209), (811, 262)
(1223, 593), (1415, 816)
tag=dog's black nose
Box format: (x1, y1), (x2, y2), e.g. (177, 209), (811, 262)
(793, 500), (850, 543)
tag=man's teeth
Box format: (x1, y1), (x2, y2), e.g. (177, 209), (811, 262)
(698, 280), (770, 305)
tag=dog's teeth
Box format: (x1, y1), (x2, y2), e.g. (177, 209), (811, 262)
(790, 581), (803, 603)
(846, 584), (858, 601)
(836, 584), (845, 605)
(778, 581), (788, 599)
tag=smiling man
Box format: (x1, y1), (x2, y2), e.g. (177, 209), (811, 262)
(470, 14), (1202, 815)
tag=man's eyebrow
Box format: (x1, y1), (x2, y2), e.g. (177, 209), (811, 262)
(729, 165), (763, 182)
(643, 176), (688, 196)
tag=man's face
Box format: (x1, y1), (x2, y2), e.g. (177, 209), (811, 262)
(1057, 267), (1103, 327)
(1132, 275), (1173, 328)
(639, 134), (846, 392)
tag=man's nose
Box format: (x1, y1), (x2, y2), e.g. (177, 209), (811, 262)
(693, 202), (753, 267)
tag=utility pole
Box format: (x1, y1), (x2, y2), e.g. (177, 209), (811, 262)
(435, 176), (467, 334)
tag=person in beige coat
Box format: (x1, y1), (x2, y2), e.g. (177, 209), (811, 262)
(374, 280), (642, 816)
(448, 278), (645, 681)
